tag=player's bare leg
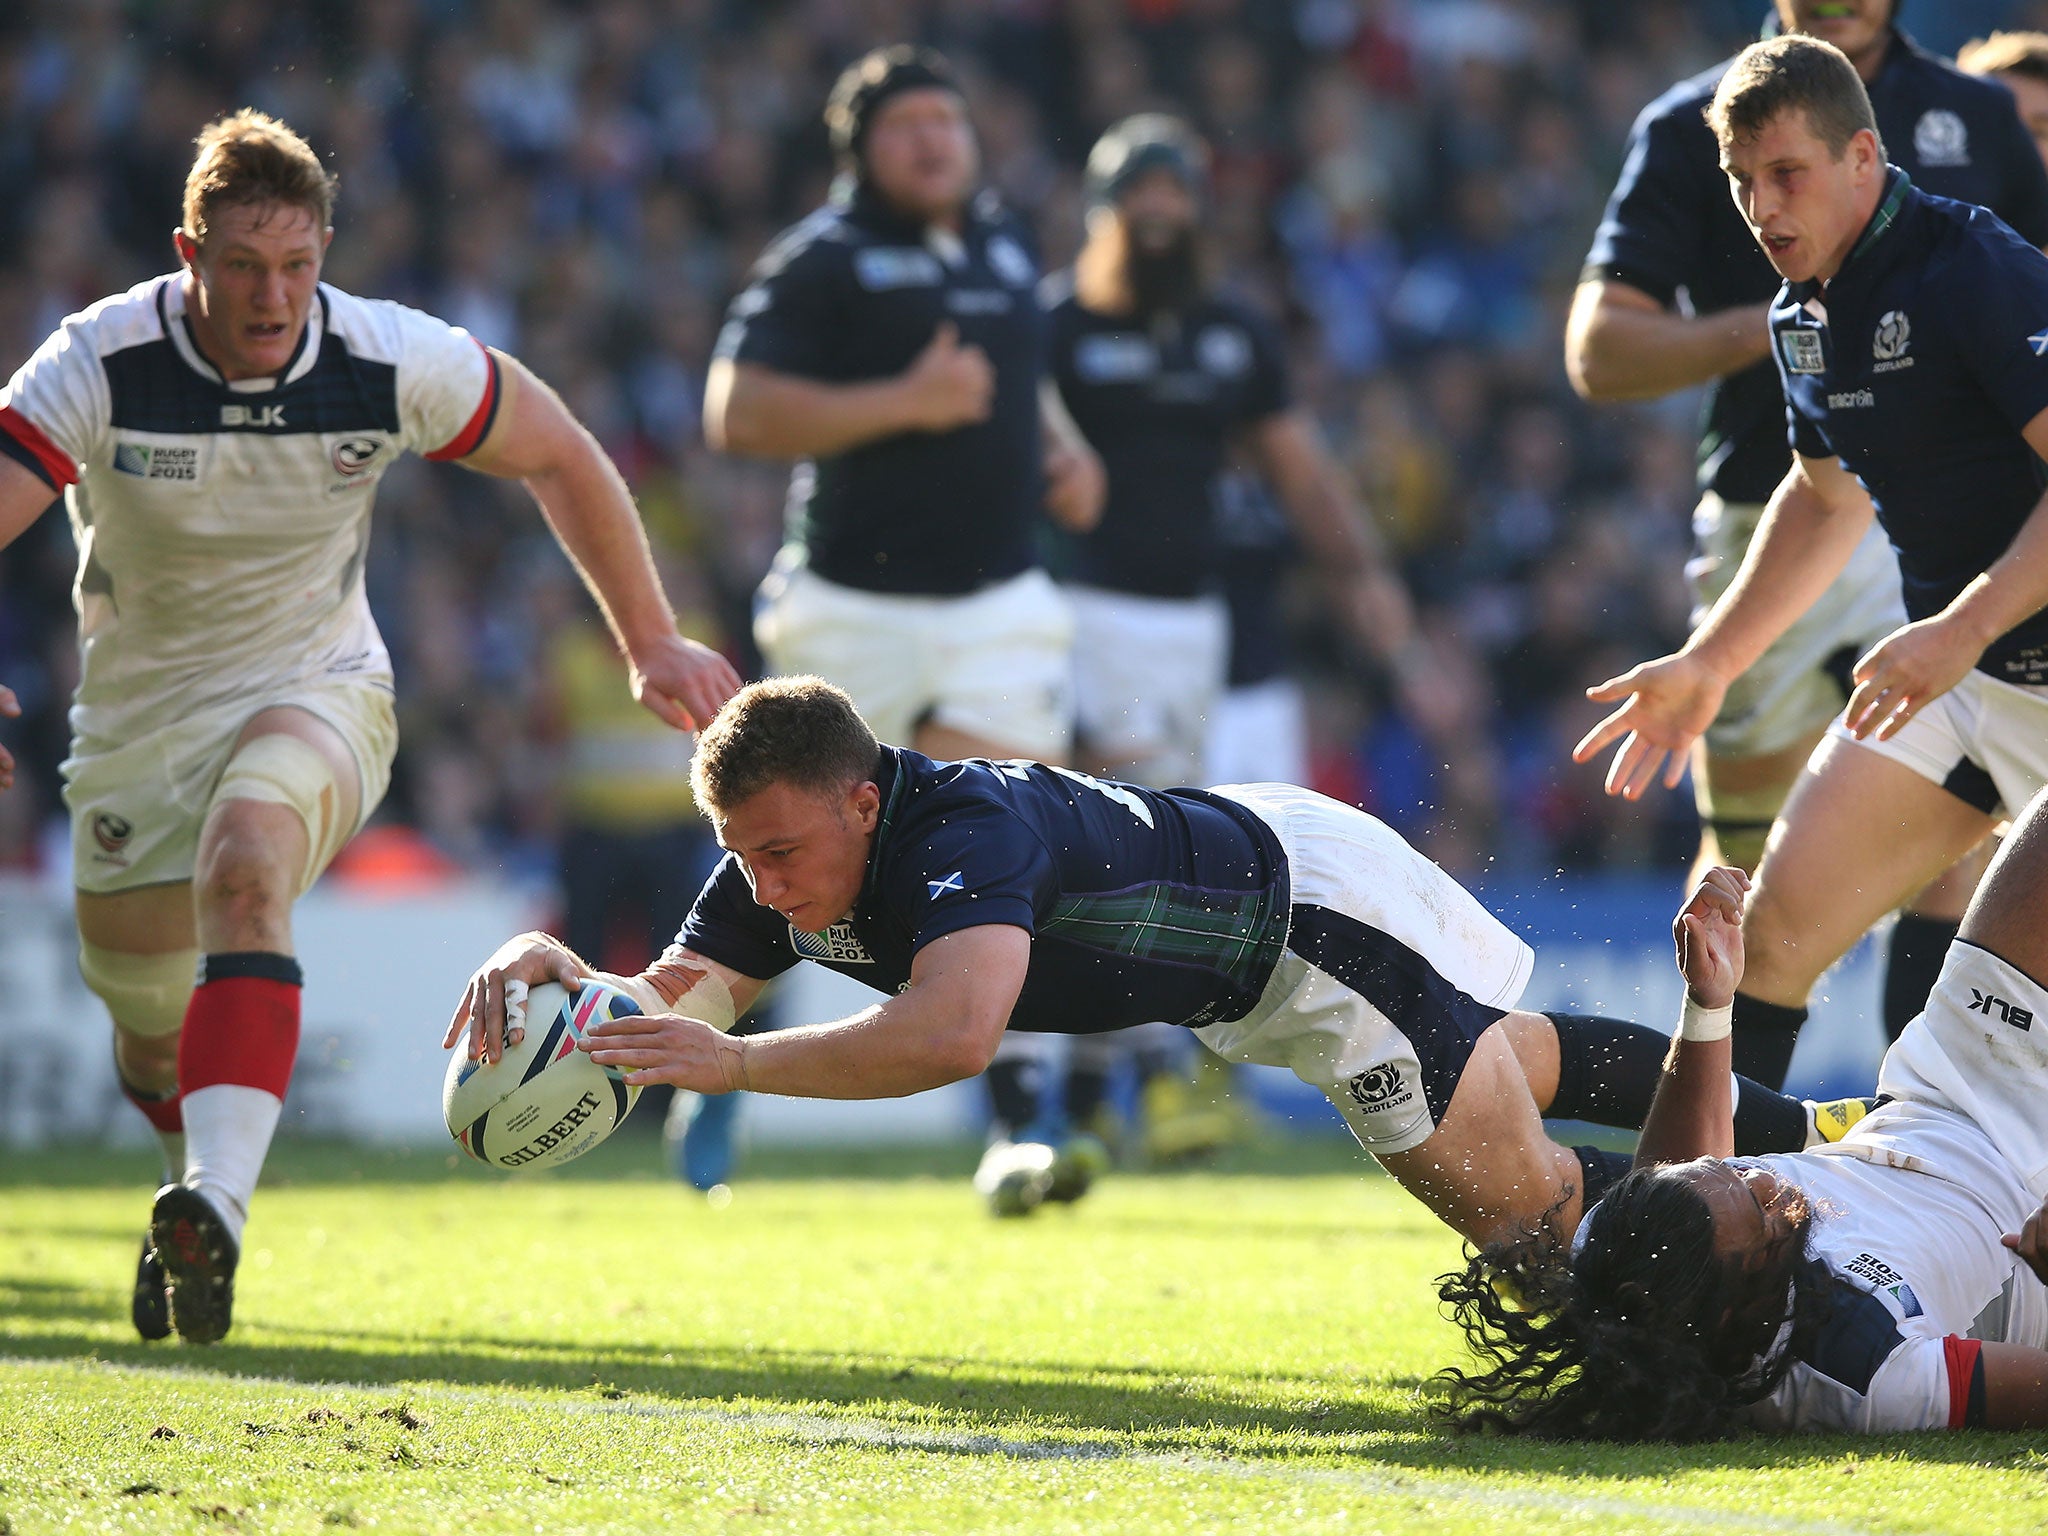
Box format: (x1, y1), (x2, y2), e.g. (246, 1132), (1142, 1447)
(122, 705), (359, 1342)
(76, 880), (198, 1340)
(1376, 1021), (1584, 1249)
(1691, 733), (1824, 880)
(1734, 738), (1998, 1086)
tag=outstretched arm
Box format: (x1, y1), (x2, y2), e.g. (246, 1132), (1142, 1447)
(444, 929), (765, 1064)
(460, 351), (741, 730)
(1573, 452), (1873, 799)
(582, 924), (1031, 1099)
(1632, 866), (1749, 1169)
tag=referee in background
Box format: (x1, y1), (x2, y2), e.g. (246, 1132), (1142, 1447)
(1567, 0), (2048, 1083)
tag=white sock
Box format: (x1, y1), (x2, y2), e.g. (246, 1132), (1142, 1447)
(1729, 1073), (1742, 1115)
(181, 1083), (282, 1247)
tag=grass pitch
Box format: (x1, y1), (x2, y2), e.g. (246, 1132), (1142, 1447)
(4, 1137), (2046, 1535)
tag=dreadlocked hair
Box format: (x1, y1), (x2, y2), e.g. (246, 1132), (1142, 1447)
(1430, 1166), (1829, 1442)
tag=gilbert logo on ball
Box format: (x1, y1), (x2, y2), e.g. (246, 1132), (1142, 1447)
(444, 979), (645, 1170)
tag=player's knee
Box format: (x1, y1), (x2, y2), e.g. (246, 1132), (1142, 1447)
(81, 941), (198, 1041)
(194, 822), (298, 931)
(210, 731), (348, 899)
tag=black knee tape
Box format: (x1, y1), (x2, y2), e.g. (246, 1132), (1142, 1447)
(198, 951), (304, 987)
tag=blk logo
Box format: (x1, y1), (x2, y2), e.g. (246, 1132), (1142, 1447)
(1967, 988), (2034, 1031)
(221, 403), (287, 428)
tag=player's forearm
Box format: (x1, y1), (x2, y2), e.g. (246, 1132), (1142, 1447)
(705, 361), (919, 458)
(523, 445), (678, 656)
(1632, 1029), (1734, 1169)
(1686, 469), (1872, 681)
(732, 998), (998, 1099)
(1565, 286), (1773, 401)
(1934, 489), (2048, 657)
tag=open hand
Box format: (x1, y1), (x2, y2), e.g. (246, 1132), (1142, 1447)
(627, 631), (742, 732)
(2003, 1196), (2048, 1285)
(580, 1010), (748, 1092)
(1844, 617), (1980, 742)
(443, 932), (585, 1064)
(1573, 652), (1729, 800)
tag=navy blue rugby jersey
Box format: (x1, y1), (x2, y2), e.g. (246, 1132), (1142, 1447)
(675, 748), (1289, 1032)
(1584, 29), (2048, 507)
(1770, 171), (2048, 684)
(713, 180), (1046, 597)
(1042, 275), (1290, 599)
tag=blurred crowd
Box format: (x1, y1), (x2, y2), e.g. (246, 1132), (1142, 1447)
(2, 0), (2041, 897)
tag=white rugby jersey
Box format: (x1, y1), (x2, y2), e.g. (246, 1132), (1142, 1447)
(0, 275), (497, 748)
(1740, 1098), (2048, 1433)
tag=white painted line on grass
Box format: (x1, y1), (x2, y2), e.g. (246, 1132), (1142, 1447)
(5, 1355), (1881, 1536)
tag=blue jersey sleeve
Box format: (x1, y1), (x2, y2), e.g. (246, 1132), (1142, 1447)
(1583, 90), (1714, 306)
(713, 224), (846, 378)
(674, 853), (800, 980)
(882, 801), (1056, 956)
(1951, 219), (2048, 436)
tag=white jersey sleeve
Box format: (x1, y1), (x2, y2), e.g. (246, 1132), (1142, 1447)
(323, 292), (499, 462)
(1760, 1330), (1983, 1434)
(0, 308), (112, 488)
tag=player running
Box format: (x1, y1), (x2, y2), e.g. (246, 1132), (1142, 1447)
(1439, 787), (2048, 1437)
(1579, 37), (2048, 1099)
(0, 111), (740, 1344)
(452, 677), (1867, 1253)
(1569, 0), (2048, 1082)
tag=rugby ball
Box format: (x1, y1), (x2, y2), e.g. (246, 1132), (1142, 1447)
(443, 980), (644, 1170)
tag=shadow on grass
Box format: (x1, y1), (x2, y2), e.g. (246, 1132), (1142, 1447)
(6, 1270), (2043, 1489)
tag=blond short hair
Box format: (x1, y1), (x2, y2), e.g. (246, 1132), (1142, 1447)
(182, 109), (336, 246)
(690, 677), (883, 814)
(1959, 31), (2048, 87)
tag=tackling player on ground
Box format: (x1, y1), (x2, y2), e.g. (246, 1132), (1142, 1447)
(1440, 786), (2048, 1438)
(0, 111), (739, 1344)
(452, 677), (1868, 1256)
(1569, 0), (2048, 1082)
(1579, 37), (2048, 1120)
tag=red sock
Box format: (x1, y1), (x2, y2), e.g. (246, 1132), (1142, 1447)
(118, 1077), (183, 1134)
(177, 953), (304, 1099)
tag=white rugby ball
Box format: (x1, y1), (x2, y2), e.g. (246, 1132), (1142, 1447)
(444, 979), (644, 1170)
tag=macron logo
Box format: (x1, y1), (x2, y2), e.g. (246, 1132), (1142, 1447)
(2029, 329), (2048, 357)
(927, 871), (965, 898)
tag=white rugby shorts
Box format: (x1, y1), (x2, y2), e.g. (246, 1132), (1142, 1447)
(1689, 494), (1906, 758)
(64, 676), (397, 894)
(1833, 667), (2048, 820)
(754, 554), (1075, 760)
(1199, 782), (1533, 1155)
(1065, 582), (1228, 787)
(1879, 939), (2048, 1200)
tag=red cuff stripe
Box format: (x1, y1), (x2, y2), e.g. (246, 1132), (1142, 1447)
(0, 404), (79, 488)
(1944, 1335), (1983, 1429)
(424, 341), (500, 461)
